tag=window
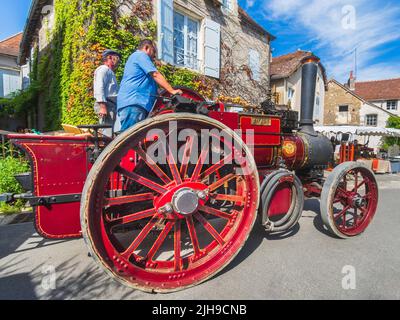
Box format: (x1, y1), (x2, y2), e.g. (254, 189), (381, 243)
(0, 69), (21, 98)
(314, 95), (320, 118)
(288, 87), (295, 100)
(173, 11), (199, 70)
(222, 0), (232, 10)
(366, 114), (378, 127)
(248, 49), (260, 81)
(387, 100), (398, 110)
(338, 105), (349, 124)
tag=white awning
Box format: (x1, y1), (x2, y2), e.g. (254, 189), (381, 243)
(315, 126), (400, 138)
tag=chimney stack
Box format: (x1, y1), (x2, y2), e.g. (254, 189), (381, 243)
(299, 58), (319, 136)
(348, 71), (356, 90)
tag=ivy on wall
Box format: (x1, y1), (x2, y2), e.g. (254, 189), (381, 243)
(5, 0), (257, 130)
(10, 0), (156, 130)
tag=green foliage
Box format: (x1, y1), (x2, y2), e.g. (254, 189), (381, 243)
(0, 156), (30, 214)
(5, 0), (156, 130)
(384, 115), (400, 148)
(158, 64), (197, 88)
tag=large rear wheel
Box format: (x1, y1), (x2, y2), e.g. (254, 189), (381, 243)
(81, 113), (259, 293)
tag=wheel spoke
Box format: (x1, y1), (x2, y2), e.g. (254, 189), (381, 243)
(186, 216), (201, 256)
(353, 180), (366, 193)
(121, 216), (159, 259)
(115, 166), (167, 194)
(180, 136), (194, 180)
(135, 145), (171, 184)
(105, 193), (154, 207)
(199, 205), (233, 220)
(336, 186), (350, 197)
(208, 173), (236, 192)
(334, 205), (350, 221)
(174, 221), (182, 271)
(194, 213), (225, 246)
(353, 208), (358, 226)
(107, 208), (157, 225)
(354, 172), (358, 192)
(167, 144), (182, 185)
(191, 142), (209, 182)
(210, 193), (245, 204)
(200, 153), (234, 180)
(146, 221), (175, 262)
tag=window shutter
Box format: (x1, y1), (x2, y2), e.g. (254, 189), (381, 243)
(249, 49), (260, 81)
(204, 19), (221, 79)
(158, 0), (174, 64)
(2, 72), (21, 97)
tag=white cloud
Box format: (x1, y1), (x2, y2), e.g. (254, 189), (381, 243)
(261, 0), (400, 82)
(245, 0), (256, 9)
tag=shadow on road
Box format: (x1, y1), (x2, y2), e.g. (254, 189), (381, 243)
(0, 252), (141, 300)
(0, 222), (73, 260)
(216, 198), (338, 279)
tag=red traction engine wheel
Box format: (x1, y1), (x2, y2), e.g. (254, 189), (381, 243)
(80, 113), (260, 293)
(320, 162), (379, 238)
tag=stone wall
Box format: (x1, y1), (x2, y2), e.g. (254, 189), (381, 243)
(324, 80), (362, 125)
(154, 0), (271, 105)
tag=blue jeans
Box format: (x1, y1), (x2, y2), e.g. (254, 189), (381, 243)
(118, 105), (149, 133)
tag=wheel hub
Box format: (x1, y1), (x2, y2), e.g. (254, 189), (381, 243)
(172, 188), (199, 216)
(353, 196), (366, 208)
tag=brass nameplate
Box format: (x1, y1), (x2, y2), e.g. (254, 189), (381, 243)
(250, 117), (272, 126)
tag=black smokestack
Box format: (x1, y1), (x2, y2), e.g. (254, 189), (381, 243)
(300, 59), (319, 136)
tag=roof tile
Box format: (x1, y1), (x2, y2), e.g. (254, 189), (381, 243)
(271, 50), (312, 79)
(355, 78), (400, 101)
(0, 33), (22, 57)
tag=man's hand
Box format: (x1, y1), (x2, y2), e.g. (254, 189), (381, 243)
(99, 103), (108, 118)
(152, 72), (183, 96)
(170, 89), (183, 96)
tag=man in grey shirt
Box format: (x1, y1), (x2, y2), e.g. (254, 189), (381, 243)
(93, 49), (121, 137)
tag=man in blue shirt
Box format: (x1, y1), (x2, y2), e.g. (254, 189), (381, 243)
(117, 40), (182, 132)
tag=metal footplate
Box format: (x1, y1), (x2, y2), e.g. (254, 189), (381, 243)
(0, 193), (81, 207)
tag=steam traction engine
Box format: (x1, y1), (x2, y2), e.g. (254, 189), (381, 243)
(1, 58), (379, 293)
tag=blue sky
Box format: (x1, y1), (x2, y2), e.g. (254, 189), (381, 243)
(239, 0), (400, 82)
(0, 0), (31, 40)
(1, 0), (399, 82)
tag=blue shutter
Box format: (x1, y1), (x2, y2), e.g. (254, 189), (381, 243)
(249, 49), (260, 81)
(0, 71), (4, 97)
(204, 19), (221, 79)
(158, 0), (174, 64)
(2, 71), (21, 97)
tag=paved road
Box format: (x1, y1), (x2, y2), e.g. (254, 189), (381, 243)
(1, 175), (399, 300)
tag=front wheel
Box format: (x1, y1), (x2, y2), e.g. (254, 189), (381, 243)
(320, 162), (379, 239)
(80, 113), (260, 293)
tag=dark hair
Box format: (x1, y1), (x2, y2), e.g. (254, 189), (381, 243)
(138, 39), (156, 50)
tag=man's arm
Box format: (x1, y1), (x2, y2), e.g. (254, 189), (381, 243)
(94, 67), (108, 117)
(152, 71), (183, 96)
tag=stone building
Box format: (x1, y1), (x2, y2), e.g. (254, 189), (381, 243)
(18, 0), (275, 129)
(270, 50), (328, 125)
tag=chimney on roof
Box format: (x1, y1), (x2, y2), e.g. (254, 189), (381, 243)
(347, 71), (356, 90)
